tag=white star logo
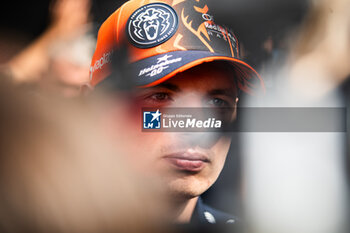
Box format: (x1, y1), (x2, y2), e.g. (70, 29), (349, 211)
(151, 110), (162, 122)
(157, 54), (172, 63)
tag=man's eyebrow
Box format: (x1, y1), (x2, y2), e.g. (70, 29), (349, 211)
(208, 89), (237, 98)
(153, 83), (181, 92)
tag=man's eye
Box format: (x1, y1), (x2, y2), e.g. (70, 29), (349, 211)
(207, 98), (229, 107)
(149, 93), (172, 102)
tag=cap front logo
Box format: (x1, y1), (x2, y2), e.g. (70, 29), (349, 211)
(127, 3), (178, 48)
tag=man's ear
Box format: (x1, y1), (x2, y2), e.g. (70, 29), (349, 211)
(231, 97), (239, 121)
(80, 84), (93, 96)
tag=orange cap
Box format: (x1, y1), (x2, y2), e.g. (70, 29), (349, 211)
(89, 0), (265, 95)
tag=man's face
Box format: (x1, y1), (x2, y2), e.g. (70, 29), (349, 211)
(111, 62), (238, 199)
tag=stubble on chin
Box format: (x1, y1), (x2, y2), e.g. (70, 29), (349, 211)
(161, 173), (213, 201)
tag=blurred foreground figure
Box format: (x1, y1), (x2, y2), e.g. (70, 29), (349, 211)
(242, 0), (350, 232)
(289, 0), (350, 98)
(41, 26), (96, 97)
(2, 0), (94, 97)
(88, 0), (264, 228)
(0, 79), (168, 233)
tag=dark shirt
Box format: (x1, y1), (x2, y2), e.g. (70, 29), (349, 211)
(170, 197), (242, 233)
(190, 197), (237, 224)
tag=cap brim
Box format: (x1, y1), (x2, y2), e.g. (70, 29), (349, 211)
(131, 50), (265, 95)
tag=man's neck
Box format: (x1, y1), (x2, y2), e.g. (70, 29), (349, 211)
(172, 196), (199, 223)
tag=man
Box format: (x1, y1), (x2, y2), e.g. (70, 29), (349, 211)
(88, 0), (264, 225)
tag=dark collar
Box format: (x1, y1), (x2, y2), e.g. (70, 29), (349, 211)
(190, 197), (237, 224)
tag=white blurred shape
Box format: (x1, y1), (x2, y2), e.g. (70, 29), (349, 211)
(243, 131), (347, 233)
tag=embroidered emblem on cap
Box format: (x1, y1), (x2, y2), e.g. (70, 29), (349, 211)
(127, 3), (178, 48)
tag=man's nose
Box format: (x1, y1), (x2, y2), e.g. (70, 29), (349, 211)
(177, 132), (222, 149)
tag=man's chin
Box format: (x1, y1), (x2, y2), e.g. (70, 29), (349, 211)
(163, 176), (211, 200)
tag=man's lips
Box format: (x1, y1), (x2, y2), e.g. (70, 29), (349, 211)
(163, 152), (210, 172)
